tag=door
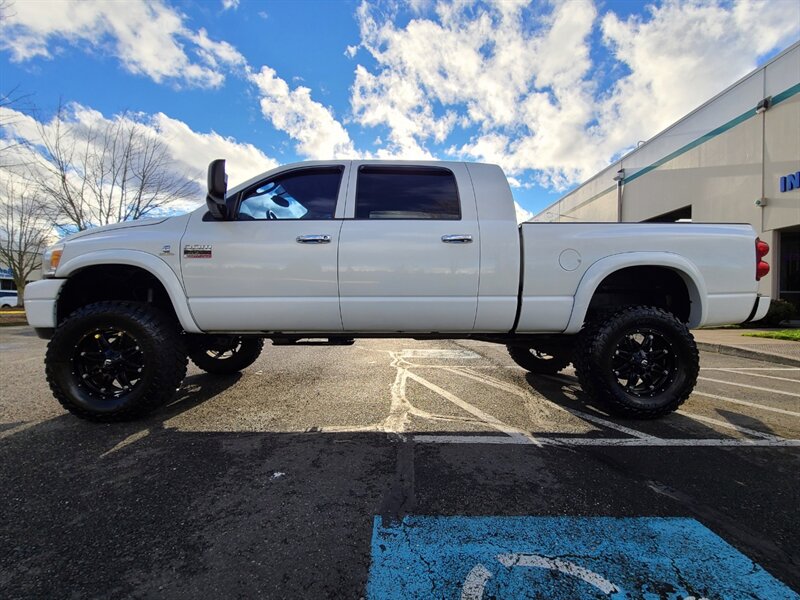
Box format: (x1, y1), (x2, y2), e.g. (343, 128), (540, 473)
(338, 163), (480, 332)
(181, 164), (348, 332)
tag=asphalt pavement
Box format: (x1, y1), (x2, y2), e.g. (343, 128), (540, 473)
(1, 326), (798, 598)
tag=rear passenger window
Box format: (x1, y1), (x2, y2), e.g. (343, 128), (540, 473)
(355, 166), (460, 220)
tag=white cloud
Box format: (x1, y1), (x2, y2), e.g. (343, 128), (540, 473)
(221, 0), (240, 10)
(148, 113), (278, 189)
(514, 201), (533, 223)
(4, 0), (798, 204)
(249, 66), (357, 159)
(596, 0), (800, 157)
(351, 0), (800, 190)
(351, 0), (600, 172)
(0, 103), (277, 213)
(0, 0), (246, 88)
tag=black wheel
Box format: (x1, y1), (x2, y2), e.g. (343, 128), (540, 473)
(45, 301), (187, 422)
(188, 336), (264, 375)
(574, 306), (699, 419)
(506, 344), (572, 374)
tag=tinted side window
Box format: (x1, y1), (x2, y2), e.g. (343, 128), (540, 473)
(237, 167), (343, 220)
(355, 167), (460, 220)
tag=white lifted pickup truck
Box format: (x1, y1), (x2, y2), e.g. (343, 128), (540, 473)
(26, 159), (771, 422)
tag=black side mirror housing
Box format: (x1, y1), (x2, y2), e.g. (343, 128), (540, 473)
(206, 159), (229, 220)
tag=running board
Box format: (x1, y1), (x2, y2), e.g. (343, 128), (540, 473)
(271, 337), (355, 346)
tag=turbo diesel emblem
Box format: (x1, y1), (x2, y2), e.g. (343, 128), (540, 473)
(184, 244), (212, 259)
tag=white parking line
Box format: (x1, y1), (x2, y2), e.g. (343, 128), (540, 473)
(446, 367), (658, 440)
(413, 435), (800, 447)
(536, 373), (657, 440)
(369, 347), (800, 448)
(0, 421), (39, 441)
(675, 411), (783, 441)
(693, 391), (800, 418)
(713, 369), (800, 384)
(698, 377), (800, 398)
(701, 367), (800, 371)
(100, 428), (150, 457)
(404, 371), (534, 444)
(399, 349), (481, 359)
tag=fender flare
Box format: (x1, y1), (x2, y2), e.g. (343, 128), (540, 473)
(563, 252), (707, 334)
(57, 249), (202, 333)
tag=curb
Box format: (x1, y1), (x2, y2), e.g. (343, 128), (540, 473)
(696, 342), (800, 367)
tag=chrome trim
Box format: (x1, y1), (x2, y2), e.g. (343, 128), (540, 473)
(441, 234), (473, 244)
(296, 234), (331, 244)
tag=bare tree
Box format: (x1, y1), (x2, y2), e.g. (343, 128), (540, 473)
(33, 106), (195, 231)
(1, 86), (33, 168)
(0, 182), (50, 306)
(0, 0), (14, 23)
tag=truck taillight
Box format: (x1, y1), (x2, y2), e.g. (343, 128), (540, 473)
(755, 238), (769, 281)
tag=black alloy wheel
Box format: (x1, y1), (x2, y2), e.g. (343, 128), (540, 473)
(506, 344), (572, 374)
(72, 327), (146, 400)
(575, 306), (699, 418)
(46, 301), (187, 421)
(610, 327), (676, 398)
(188, 336), (264, 375)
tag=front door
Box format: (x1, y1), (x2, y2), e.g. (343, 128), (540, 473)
(338, 163), (480, 332)
(181, 164), (348, 332)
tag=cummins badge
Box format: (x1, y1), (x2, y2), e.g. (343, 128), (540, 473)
(184, 244), (213, 259)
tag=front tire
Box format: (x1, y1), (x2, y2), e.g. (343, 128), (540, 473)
(188, 336), (264, 375)
(574, 306), (698, 419)
(45, 301), (187, 422)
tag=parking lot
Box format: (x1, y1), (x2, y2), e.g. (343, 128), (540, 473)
(1, 325), (798, 598)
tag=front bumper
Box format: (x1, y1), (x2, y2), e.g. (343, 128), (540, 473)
(24, 279), (66, 332)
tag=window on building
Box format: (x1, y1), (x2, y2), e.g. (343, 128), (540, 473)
(355, 166), (461, 220)
(643, 206), (692, 223)
(237, 167), (343, 221)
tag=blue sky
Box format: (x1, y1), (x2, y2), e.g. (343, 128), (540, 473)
(1, 0), (799, 219)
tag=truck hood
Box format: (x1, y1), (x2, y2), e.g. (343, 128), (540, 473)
(62, 217), (170, 242)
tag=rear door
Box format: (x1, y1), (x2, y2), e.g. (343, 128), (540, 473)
(338, 163), (480, 332)
(181, 164), (348, 332)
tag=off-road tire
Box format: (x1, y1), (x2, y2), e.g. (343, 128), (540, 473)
(188, 336), (264, 375)
(506, 344), (572, 374)
(45, 301), (187, 422)
(574, 306), (698, 419)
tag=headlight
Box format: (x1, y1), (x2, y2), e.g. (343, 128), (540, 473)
(42, 243), (65, 278)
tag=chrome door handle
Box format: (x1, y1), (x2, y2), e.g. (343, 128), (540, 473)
(296, 234), (331, 244)
(441, 234), (473, 244)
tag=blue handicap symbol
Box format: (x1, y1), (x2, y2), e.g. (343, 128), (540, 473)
(367, 516), (798, 599)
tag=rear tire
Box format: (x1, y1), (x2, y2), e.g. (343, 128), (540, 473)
(188, 336), (264, 375)
(45, 301), (187, 422)
(506, 344), (572, 374)
(574, 306), (698, 419)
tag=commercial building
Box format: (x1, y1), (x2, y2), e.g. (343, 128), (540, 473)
(534, 42), (800, 310)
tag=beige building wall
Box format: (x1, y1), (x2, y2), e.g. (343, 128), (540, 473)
(764, 93), (800, 232)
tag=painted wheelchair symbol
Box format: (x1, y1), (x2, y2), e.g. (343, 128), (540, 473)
(460, 553), (709, 600)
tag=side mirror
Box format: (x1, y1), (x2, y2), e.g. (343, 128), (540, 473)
(206, 159), (228, 220)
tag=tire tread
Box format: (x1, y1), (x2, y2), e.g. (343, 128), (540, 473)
(574, 306), (699, 419)
(45, 301), (187, 422)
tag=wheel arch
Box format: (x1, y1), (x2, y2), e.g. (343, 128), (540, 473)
(564, 253), (706, 334)
(56, 250), (201, 333)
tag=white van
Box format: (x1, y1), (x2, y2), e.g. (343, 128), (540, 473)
(0, 291), (19, 308)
